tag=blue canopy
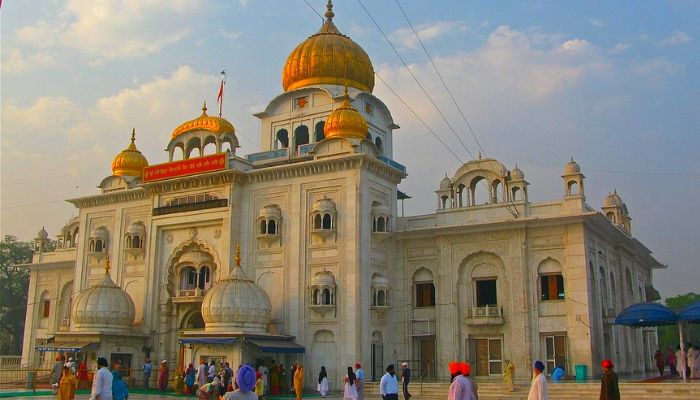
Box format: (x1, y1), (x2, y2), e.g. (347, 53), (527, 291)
(679, 300), (700, 323)
(614, 302), (678, 326)
(178, 338), (237, 345)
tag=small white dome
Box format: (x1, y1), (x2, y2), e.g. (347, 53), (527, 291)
(37, 227), (49, 239)
(259, 204), (282, 219)
(127, 222), (146, 237)
(311, 270), (336, 287)
(564, 157), (580, 175)
(371, 273), (389, 287)
(312, 196), (336, 214)
(90, 226), (110, 241)
(439, 175), (452, 190)
(72, 273), (135, 333)
(603, 190), (624, 208)
(511, 165), (524, 180)
(201, 250), (271, 333)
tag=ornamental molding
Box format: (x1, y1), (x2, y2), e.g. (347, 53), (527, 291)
(141, 170), (244, 195)
(67, 188), (148, 208)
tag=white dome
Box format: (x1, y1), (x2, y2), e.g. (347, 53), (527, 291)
(564, 157), (580, 175)
(603, 190), (624, 208)
(312, 196), (336, 214)
(371, 273), (389, 287)
(439, 175), (452, 190)
(90, 226), (109, 241)
(311, 270), (336, 287)
(201, 262), (271, 333)
(37, 227), (49, 239)
(127, 222), (146, 236)
(259, 204), (282, 219)
(511, 166), (524, 180)
(72, 273), (135, 333)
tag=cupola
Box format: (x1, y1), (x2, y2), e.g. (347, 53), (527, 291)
(282, 1), (375, 93)
(324, 89), (368, 140)
(171, 102), (235, 139)
(112, 129), (149, 178)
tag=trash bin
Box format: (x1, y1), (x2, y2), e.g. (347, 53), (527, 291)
(574, 364), (587, 381)
(26, 371), (36, 389)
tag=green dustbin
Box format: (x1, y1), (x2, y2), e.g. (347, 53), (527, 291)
(574, 364), (587, 381)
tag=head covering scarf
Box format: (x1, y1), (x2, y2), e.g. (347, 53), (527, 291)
(534, 360), (545, 372)
(459, 362), (471, 376)
(236, 364), (256, 392)
(318, 367), (327, 384)
(601, 359), (614, 369)
(347, 367), (356, 386)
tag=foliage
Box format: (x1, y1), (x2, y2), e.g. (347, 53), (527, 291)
(0, 235), (33, 355)
(657, 292), (700, 352)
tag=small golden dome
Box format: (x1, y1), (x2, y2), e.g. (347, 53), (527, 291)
(282, 1), (375, 93)
(171, 102), (235, 139)
(112, 129), (149, 177)
(324, 90), (368, 140)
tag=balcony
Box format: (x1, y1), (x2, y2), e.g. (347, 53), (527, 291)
(172, 288), (208, 303)
(378, 155), (407, 173)
(246, 148), (289, 163)
(465, 305), (504, 325)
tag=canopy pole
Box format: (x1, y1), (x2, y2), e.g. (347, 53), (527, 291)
(678, 321), (687, 380)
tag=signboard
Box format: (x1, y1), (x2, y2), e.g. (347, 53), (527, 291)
(144, 153), (228, 182)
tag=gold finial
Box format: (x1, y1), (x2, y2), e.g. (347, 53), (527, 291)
(234, 243), (241, 268)
(202, 101), (208, 114)
(105, 254), (111, 275)
(130, 128), (136, 144)
(325, 0), (334, 21)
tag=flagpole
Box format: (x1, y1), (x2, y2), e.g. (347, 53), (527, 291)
(218, 69), (227, 117)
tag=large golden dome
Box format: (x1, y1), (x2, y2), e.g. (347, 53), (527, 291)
(112, 129), (149, 177)
(282, 1), (375, 93)
(171, 102), (235, 139)
(324, 90), (368, 140)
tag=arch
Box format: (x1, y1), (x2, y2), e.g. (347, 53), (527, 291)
(314, 121), (325, 142)
(58, 281), (73, 326)
(312, 288), (320, 305)
(202, 136), (217, 155)
(39, 290), (51, 319)
(375, 137), (383, 153)
(276, 129), (289, 148)
(376, 217), (386, 232)
(180, 266), (197, 291)
(609, 272), (616, 308)
(181, 310), (205, 329)
(599, 267), (608, 309)
(198, 266), (211, 290)
(89, 240), (95, 252)
(457, 184), (466, 207)
(625, 268), (633, 305)
(567, 180), (579, 195)
(186, 137), (202, 159)
(511, 186), (522, 201)
(470, 176), (489, 206)
(539, 258), (564, 301)
(314, 214), (322, 230)
(491, 179), (502, 203)
(441, 195), (449, 209)
(294, 125), (309, 148)
(126, 235), (132, 249)
(322, 214), (332, 229)
(413, 267), (434, 282)
(606, 212), (616, 223)
(372, 330), (384, 343)
(321, 288), (331, 305)
(164, 239), (222, 293)
(132, 235), (141, 248)
(221, 140), (233, 154)
(538, 258), (562, 274)
(267, 220), (276, 235)
(377, 290), (386, 306)
(94, 240), (103, 252)
(312, 330), (336, 390)
(260, 220), (267, 235)
(171, 143), (185, 161)
(366, 131), (372, 141)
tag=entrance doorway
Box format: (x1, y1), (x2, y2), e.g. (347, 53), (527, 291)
(544, 335), (567, 374)
(418, 338), (435, 379)
(473, 338), (502, 376)
(371, 343), (384, 381)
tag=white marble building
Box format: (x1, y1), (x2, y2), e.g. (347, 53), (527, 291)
(19, 1), (662, 387)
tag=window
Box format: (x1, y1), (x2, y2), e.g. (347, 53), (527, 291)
(294, 125), (309, 148)
(314, 121), (325, 142)
(110, 354), (132, 377)
(276, 129), (289, 148)
(260, 220), (267, 234)
(198, 267), (211, 290)
(488, 339), (503, 375)
(321, 289), (331, 305)
(314, 214), (322, 230)
(377, 290), (386, 306)
(545, 335), (567, 374)
(42, 300), (51, 318)
(267, 220), (276, 235)
(475, 279), (497, 307)
(375, 137), (383, 153)
(180, 267), (197, 291)
(322, 214), (332, 230)
(416, 282), (435, 307)
(540, 275), (565, 301)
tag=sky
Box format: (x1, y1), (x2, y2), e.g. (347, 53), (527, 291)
(1, 0), (698, 299)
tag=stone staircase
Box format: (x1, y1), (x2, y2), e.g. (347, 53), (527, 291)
(363, 381), (696, 400)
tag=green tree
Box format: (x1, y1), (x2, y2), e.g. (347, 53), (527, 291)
(0, 235), (33, 354)
(657, 292), (700, 352)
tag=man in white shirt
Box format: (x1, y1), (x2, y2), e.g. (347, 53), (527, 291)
(208, 361), (217, 383)
(91, 357), (113, 400)
(197, 360), (208, 388)
(355, 363), (364, 400)
(527, 361), (548, 400)
(379, 364), (399, 400)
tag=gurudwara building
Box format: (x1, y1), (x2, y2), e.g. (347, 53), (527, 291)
(20, 1), (663, 387)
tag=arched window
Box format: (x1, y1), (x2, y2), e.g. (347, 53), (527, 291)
(294, 125), (309, 148)
(314, 214), (322, 230)
(172, 145), (184, 161)
(470, 176), (489, 206)
(180, 266), (197, 291)
(414, 269), (436, 308)
(66, 233), (72, 247)
(491, 180), (502, 203)
(538, 259), (564, 301)
(511, 187), (522, 201)
(89, 240), (95, 252)
(375, 137), (383, 153)
(606, 212), (616, 223)
(609, 272), (616, 308)
(568, 180), (579, 195)
(268, 220), (276, 235)
(95, 240), (103, 252)
(322, 214), (332, 230)
(40, 291), (51, 319)
(260, 220), (267, 235)
(276, 129), (289, 148)
(314, 121), (325, 142)
(377, 290), (386, 306)
(321, 288), (332, 305)
(457, 184), (466, 207)
(126, 236), (132, 248)
(312, 289), (320, 305)
(441, 195), (449, 209)
(376, 217), (386, 232)
(132, 235), (141, 248)
(198, 266), (211, 290)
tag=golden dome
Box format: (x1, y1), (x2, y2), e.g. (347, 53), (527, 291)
(171, 102), (235, 139)
(324, 90), (368, 140)
(112, 129), (149, 177)
(282, 1), (375, 93)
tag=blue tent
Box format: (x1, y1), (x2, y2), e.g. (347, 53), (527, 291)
(614, 302), (678, 326)
(679, 300), (700, 323)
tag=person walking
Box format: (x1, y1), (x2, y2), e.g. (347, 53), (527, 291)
(279, 363), (287, 395)
(599, 359), (620, 400)
(255, 372), (265, 400)
(293, 363), (304, 400)
(270, 363), (281, 395)
(667, 346), (678, 376)
(654, 349), (665, 376)
(462, 363), (478, 400)
(400, 362), (411, 400)
(317, 366), (328, 398)
(51, 356), (64, 388)
(257, 363), (269, 395)
(224, 362), (234, 392)
(159, 360), (169, 391)
(90, 357), (113, 400)
(503, 360), (515, 392)
(447, 362), (476, 400)
(142, 358), (153, 390)
(197, 360), (208, 389)
(290, 363), (297, 394)
(185, 363), (196, 394)
(379, 364), (399, 400)
(527, 361), (548, 400)
(57, 366), (77, 400)
(112, 371), (129, 400)
(77, 359), (89, 390)
(354, 363), (364, 400)
(174, 365), (186, 395)
(344, 366), (358, 400)
(208, 361), (217, 383)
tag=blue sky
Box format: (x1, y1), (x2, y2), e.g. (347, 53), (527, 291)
(2, 0), (698, 298)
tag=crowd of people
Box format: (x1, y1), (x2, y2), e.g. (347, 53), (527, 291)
(654, 343), (700, 379)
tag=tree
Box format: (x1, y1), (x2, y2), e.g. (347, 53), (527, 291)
(0, 235), (33, 354)
(657, 292), (700, 352)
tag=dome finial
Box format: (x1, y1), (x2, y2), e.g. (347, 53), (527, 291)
(325, 0), (334, 21)
(234, 243), (241, 268)
(202, 101), (208, 114)
(105, 254), (111, 276)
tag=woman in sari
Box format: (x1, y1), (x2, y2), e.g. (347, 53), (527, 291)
(293, 363), (304, 400)
(270, 363), (281, 395)
(185, 363), (196, 394)
(174, 365), (185, 395)
(57, 366), (77, 400)
(76, 360), (89, 389)
(159, 360), (170, 391)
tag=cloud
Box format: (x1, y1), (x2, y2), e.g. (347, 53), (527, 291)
(15, 0), (203, 60)
(632, 58), (684, 79)
(609, 42), (632, 54)
(588, 18), (603, 28)
(1, 49), (56, 74)
(660, 31), (691, 46)
(389, 20), (467, 50)
(218, 29), (242, 41)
